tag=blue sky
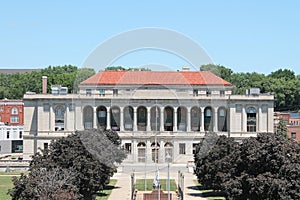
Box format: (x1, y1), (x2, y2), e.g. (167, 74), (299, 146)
(1, 1), (300, 74)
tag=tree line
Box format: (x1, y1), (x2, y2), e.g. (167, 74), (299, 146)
(0, 65), (95, 99)
(201, 64), (300, 111)
(0, 64), (299, 111)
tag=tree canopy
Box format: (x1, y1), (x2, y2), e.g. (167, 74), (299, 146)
(0, 65), (95, 99)
(9, 129), (126, 200)
(194, 132), (300, 200)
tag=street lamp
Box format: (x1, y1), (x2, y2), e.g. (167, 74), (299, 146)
(165, 152), (171, 200)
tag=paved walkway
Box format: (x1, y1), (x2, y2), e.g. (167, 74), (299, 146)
(108, 170), (206, 200)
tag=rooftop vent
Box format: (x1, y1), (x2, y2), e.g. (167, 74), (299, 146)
(246, 88), (260, 96)
(51, 85), (68, 95)
(182, 66), (190, 71)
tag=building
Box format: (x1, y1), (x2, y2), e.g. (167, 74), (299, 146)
(0, 122), (23, 154)
(0, 99), (24, 126)
(274, 112), (300, 141)
(23, 70), (274, 163)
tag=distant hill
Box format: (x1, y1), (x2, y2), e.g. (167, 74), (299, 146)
(0, 69), (41, 74)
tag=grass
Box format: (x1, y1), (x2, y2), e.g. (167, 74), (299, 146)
(0, 174), (117, 200)
(0, 176), (14, 200)
(193, 180), (226, 200)
(96, 179), (117, 200)
(0, 172), (25, 175)
(135, 179), (177, 191)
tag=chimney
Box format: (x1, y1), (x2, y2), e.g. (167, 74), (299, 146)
(42, 76), (47, 94)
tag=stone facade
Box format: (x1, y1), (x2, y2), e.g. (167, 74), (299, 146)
(23, 71), (274, 163)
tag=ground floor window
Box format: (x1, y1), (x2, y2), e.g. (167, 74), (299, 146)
(179, 143), (186, 154)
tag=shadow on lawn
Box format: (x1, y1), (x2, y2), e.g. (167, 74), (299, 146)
(95, 185), (120, 197)
(187, 186), (225, 198)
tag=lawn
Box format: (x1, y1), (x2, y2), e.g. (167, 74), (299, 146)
(135, 179), (177, 191)
(0, 176), (14, 200)
(0, 174), (117, 200)
(96, 179), (117, 200)
(193, 180), (225, 200)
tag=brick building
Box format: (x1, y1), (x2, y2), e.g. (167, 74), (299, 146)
(0, 99), (24, 126)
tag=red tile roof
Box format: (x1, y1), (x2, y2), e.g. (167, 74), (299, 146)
(80, 71), (232, 86)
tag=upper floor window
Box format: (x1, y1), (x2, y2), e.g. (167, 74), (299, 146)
(19, 131), (22, 139)
(10, 116), (19, 123)
(12, 107), (18, 114)
(55, 105), (65, 131)
(113, 89), (118, 96)
(7, 131), (9, 139)
(247, 107), (257, 132)
(193, 89), (198, 96)
(206, 90), (211, 96)
(99, 89), (105, 96)
(291, 132), (296, 140)
(86, 89), (92, 96)
(220, 90), (225, 96)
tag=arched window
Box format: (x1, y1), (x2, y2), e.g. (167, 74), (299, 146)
(164, 107), (174, 131)
(12, 107), (18, 115)
(137, 106), (147, 131)
(247, 107), (257, 132)
(137, 142), (146, 162)
(151, 142), (160, 163)
(177, 107), (187, 131)
(55, 105), (66, 131)
(150, 106), (160, 131)
(83, 106), (93, 130)
(218, 108), (227, 131)
(191, 107), (200, 131)
(204, 107), (213, 131)
(97, 106), (107, 130)
(111, 107), (120, 131)
(124, 106), (133, 131)
(164, 142), (173, 162)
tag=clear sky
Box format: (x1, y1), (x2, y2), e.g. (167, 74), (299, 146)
(1, 0), (300, 75)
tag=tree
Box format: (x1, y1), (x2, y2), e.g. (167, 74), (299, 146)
(200, 64), (233, 81)
(9, 129), (126, 200)
(276, 118), (288, 139)
(194, 133), (300, 199)
(268, 69), (296, 80)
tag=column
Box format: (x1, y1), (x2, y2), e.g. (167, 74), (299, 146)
(106, 107), (111, 130)
(257, 106), (260, 132)
(146, 140), (152, 163)
(120, 107), (124, 131)
(213, 108), (218, 132)
(160, 107), (164, 131)
(159, 140), (164, 163)
(173, 107), (177, 132)
(133, 139), (138, 163)
(200, 107), (205, 132)
(146, 107), (151, 131)
(133, 107), (137, 131)
(93, 107), (97, 129)
(242, 105), (246, 132)
(187, 107), (191, 132)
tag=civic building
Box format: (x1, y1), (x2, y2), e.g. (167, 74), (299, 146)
(23, 70), (274, 163)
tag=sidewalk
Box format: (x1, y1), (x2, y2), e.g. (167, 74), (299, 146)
(108, 170), (206, 200)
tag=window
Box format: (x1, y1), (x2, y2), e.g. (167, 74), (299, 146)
(12, 107), (18, 114)
(179, 143), (186, 154)
(7, 131), (9, 139)
(19, 131), (22, 139)
(113, 89), (118, 96)
(193, 89), (198, 96)
(247, 107), (257, 132)
(86, 89), (92, 96)
(125, 143), (132, 153)
(99, 89), (105, 96)
(193, 143), (198, 155)
(44, 143), (49, 150)
(218, 108), (227, 131)
(220, 90), (225, 96)
(55, 105), (65, 131)
(291, 132), (296, 140)
(206, 90), (211, 96)
(10, 116), (19, 123)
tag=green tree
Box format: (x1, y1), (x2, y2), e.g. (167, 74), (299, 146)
(10, 129), (126, 200)
(200, 64), (233, 81)
(194, 133), (300, 200)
